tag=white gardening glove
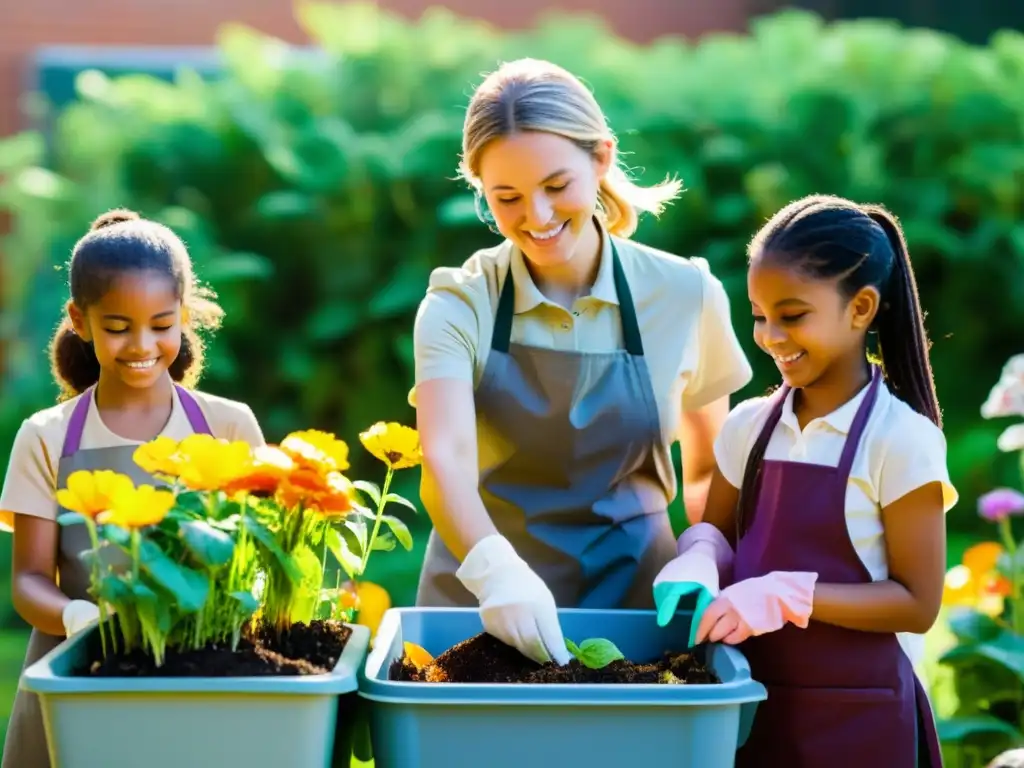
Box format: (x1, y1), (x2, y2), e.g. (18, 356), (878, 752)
(62, 600), (100, 637)
(456, 534), (572, 666)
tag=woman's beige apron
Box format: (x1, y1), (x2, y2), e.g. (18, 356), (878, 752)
(1, 385), (211, 768)
(416, 241), (679, 609)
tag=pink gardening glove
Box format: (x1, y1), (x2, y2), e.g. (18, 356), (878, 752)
(675, 523), (734, 582)
(694, 571), (818, 645)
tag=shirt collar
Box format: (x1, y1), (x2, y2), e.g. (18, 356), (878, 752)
(778, 377), (879, 435)
(507, 218), (619, 315)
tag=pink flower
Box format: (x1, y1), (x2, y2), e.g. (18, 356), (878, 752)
(978, 488), (1024, 522)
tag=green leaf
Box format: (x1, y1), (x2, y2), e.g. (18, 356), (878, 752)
(340, 518), (367, 558)
(241, 515), (303, 583)
(380, 515), (413, 551)
(565, 638), (582, 658)
(229, 590), (261, 617)
(940, 632), (1024, 684)
(95, 574), (133, 606)
(57, 513), (88, 527)
(947, 607), (1004, 644)
(102, 525), (130, 547)
(133, 581), (173, 635)
(353, 481), (381, 506)
(324, 526), (362, 580)
(383, 492), (418, 513)
(289, 545), (323, 624)
(179, 520), (235, 568)
(937, 714), (1024, 744)
(371, 532), (396, 552)
(139, 539), (209, 613)
(172, 491), (210, 518)
(575, 638), (625, 670)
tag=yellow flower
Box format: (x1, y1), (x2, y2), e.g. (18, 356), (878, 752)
(942, 542), (1010, 618)
(133, 436), (183, 479)
(174, 434), (254, 491)
(942, 565), (978, 608)
(56, 470), (135, 519)
(281, 430), (350, 474)
(359, 422), (422, 469)
(97, 485), (176, 529)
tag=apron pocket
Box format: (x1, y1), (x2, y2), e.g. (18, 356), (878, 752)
(743, 684), (914, 767)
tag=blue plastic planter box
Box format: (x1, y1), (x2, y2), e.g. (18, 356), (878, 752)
(20, 621), (370, 768)
(360, 608), (767, 768)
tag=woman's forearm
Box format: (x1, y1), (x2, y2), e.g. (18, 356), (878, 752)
(13, 572), (70, 637)
(421, 452), (498, 563)
(812, 580), (938, 635)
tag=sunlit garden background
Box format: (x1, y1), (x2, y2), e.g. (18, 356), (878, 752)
(0, 1), (1023, 765)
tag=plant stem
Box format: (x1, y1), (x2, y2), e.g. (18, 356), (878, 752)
(130, 530), (141, 584)
(360, 466), (393, 574)
(998, 518), (1020, 636)
(84, 520), (108, 658)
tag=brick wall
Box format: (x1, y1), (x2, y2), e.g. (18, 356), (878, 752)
(0, 0), (750, 138)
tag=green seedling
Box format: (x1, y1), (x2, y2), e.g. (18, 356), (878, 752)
(564, 637), (625, 669)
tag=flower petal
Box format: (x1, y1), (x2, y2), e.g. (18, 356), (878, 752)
(978, 488), (1024, 522)
(997, 424), (1024, 453)
(962, 542), (1005, 575)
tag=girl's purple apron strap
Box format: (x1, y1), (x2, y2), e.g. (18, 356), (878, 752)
(60, 384), (213, 460)
(174, 386), (213, 436)
(60, 390), (94, 459)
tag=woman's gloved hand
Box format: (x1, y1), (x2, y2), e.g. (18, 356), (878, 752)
(694, 571), (818, 645)
(61, 600), (100, 637)
(457, 534), (572, 666)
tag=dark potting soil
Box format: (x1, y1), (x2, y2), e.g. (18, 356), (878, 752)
(81, 620), (352, 678)
(389, 632), (720, 685)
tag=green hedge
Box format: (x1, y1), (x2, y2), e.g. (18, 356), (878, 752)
(2, 4), (1024, 616)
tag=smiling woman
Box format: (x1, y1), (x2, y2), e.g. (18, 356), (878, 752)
(0, 208), (265, 768)
(409, 58), (753, 668)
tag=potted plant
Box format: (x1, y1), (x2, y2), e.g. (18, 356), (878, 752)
(359, 606), (767, 768)
(20, 421), (422, 768)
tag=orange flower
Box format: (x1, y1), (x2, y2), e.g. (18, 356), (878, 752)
(223, 446), (294, 497)
(963, 542), (1004, 574)
(277, 468), (353, 516)
(404, 641), (434, 670)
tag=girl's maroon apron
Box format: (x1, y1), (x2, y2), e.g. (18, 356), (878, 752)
(734, 367), (943, 768)
(1, 385), (211, 768)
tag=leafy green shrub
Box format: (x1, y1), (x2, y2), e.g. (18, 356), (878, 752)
(2, 3), (1024, 613)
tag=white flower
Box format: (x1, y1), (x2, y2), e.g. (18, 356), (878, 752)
(981, 354), (1024, 419)
(997, 424), (1024, 453)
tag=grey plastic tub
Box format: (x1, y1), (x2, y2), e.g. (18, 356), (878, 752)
(21, 621), (370, 768)
(360, 607), (767, 768)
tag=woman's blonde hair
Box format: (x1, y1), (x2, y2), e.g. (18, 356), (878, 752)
(459, 58), (682, 238)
